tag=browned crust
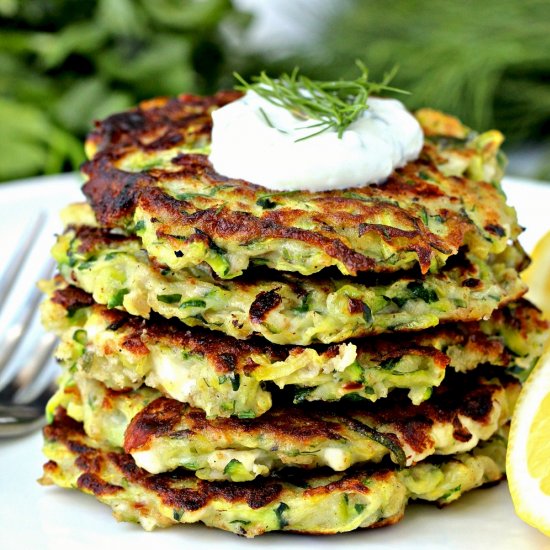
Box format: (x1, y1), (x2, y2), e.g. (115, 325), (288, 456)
(58, 285), (426, 372)
(77, 473), (123, 496)
(122, 370), (517, 459)
(42, 408), (506, 528)
(42, 410), (123, 497)
(52, 284), (544, 382)
(124, 397), (347, 454)
(86, 91), (239, 153)
(44, 409), (392, 515)
(45, 408), (288, 511)
(81, 92), (511, 276)
(82, 156), (465, 275)
(249, 288), (283, 324)
(157, 477), (284, 512)
(123, 398), (186, 452)
(41, 460), (60, 480)
(59, 224), (530, 344)
(51, 285), (94, 311)
(361, 369), (517, 455)
(490, 298), (548, 339)
(69, 225), (134, 254)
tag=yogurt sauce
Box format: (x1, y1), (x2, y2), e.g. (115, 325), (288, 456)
(208, 91), (423, 192)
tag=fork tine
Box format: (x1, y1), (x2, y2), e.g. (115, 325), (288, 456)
(0, 213), (61, 437)
(0, 212), (47, 315)
(0, 286), (43, 376)
(11, 332), (58, 404)
(0, 259), (55, 378)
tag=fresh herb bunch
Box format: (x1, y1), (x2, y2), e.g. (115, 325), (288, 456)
(0, 0), (247, 182)
(234, 62), (407, 140)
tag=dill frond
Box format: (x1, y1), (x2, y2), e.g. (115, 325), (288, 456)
(234, 62), (407, 140)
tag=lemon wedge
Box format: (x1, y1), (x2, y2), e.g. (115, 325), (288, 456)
(522, 230), (550, 319)
(507, 339), (550, 537)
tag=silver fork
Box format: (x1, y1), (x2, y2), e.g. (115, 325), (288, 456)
(0, 213), (58, 438)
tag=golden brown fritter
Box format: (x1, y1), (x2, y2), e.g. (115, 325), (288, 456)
(42, 282), (547, 417)
(50, 224), (528, 345)
(40, 409), (507, 536)
(81, 91), (519, 279)
(47, 368), (518, 480)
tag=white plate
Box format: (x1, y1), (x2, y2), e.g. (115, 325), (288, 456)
(0, 174), (549, 550)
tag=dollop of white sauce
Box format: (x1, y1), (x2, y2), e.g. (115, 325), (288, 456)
(209, 91), (423, 192)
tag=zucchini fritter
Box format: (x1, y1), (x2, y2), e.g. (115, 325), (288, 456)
(81, 91), (518, 279)
(40, 409), (507, 537)
(47, 369), (518, 481)
(51, 224), (527, 346)
(41, 283), (547, 418)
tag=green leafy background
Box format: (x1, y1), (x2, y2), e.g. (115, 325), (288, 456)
(0, 0), (248, 181)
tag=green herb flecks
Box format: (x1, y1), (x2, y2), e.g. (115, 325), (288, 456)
(76, 258), (96, 271)
(344, 417), (406, 467)
(229, 519), (251, 526)
(441, 485), (462, 501)
(237, 410), (256, 419)
(230, 373), (240, 391)
(218, 373), (241, 392)
(133, 220), (146, 233)
(72, 329), (87, 346)
(256, 196), (278, 209)
(157, 293), (182, 304)
(379, 357), (401, 370)
(407, 282), (438, 304)
(107, 288), (129, 309)
(293, 292), (311, 313)
(362, 302), (373, 324)
(175, 185), (233, 201)
(274, 502), (290, 529)
(293, 386), (314, 404)
(234, 62), (407, 141)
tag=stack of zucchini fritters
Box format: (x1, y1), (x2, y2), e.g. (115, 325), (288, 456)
(39, 91), (548, 537)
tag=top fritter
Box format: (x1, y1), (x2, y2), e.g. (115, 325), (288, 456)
(82, 91), (519, 279)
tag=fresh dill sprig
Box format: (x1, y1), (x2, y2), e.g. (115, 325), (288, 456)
(234, 62), (408, 141)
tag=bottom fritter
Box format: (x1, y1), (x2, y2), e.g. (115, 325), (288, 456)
(40, 410), (507, 537)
